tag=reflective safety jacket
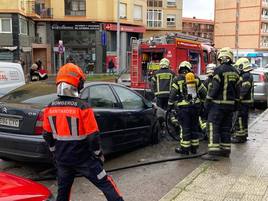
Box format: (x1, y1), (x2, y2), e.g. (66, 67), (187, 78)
(203, 76), (213, 91)
(168, 74), (207, 107)
(207, 63), (240, 106)
(151, 68), (176, 98)
(43, 96), (100, 165)
(240, 71), (254, 104)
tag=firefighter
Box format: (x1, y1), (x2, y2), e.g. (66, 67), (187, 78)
(232, 58), (253, 143)
(42, 62), (124, 201)
(151, 58), (176, 110)
(168, 61), (207, 155)
(199, 63), (217, 135)
(202, 47), (240, 160)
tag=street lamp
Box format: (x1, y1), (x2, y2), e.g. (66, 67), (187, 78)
(117, 0), (121, 72)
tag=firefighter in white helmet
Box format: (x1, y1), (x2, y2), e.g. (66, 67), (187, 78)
(151, 58), (176, 110)
(168, 61), (207, 155)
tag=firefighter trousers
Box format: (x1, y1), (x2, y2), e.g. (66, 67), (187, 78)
(56, 158), (123, 201)
(176, 104), (200, 151)
(207, 105), (233, 154)
(234, 104), (249, 140)
(156, 96), (169, 110)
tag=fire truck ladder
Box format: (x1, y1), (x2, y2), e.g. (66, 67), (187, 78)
(130, 38), (139, 86)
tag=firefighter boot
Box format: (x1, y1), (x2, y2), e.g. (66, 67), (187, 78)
(175, 147), (189, 155)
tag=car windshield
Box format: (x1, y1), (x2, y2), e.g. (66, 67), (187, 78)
(0, 82), (57, 106)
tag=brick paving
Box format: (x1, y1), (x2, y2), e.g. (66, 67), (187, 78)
(160, 109), (268, 201)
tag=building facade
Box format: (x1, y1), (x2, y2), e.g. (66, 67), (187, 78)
(182, 17), (214, 42)
(0, 0), (147, 74)
(214, 0), (268, 66)
(144, 0), (183, 39)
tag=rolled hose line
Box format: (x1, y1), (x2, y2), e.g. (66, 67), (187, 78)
(31, 151), (208, 181)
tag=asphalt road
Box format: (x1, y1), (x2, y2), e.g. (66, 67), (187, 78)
(0, 108), (264, 201)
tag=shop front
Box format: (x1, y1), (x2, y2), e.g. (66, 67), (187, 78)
(51, 23), (104, 73)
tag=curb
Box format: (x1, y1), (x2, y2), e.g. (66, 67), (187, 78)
(158, 108), (268, 201)
(159, 162), (210, 201)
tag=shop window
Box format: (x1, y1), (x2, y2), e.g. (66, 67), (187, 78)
(167, 0), (176, 7)
(167, 14), (176, 26)
(20, 18), (28, 35)
(147, 9), (162, 28)
(120, 3), (127, 18)
(0, 18), (12, 33)
(134, 5), (142, 20)
(65, 0), (86, 16)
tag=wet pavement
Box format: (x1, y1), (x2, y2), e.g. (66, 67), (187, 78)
(160, 108), (268, 201)
(0, 108), (264, 201)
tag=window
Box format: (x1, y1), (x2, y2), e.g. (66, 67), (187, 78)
(19, 18), (28, 35)
(113, 86), (144, 110)
(0, 18), (12, 33)
(65, 0), (86, 16)
(167, 14), (176, 26)
(147, 9), (163, 28)
(147, 0), (163, 7)
(167, 0), (176, 7)
(88, 85), (118, 108)
(134, 5), (142, 20)
(120, 3), (127, 18)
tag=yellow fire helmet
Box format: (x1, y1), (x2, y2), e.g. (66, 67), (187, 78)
(179, 61), (192, 72)
(159, 58), (170, 69)
(217, 47), (234, 63)
(185, 72), (196, 84)
(235, 57), (253, 72)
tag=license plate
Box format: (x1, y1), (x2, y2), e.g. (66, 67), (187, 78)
(0, 117), (19, 127)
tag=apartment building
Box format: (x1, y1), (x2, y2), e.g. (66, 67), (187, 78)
(215, 0), (268, 66)
(144, 0), (183, 39)
(182, 17), (214, 42)
(0, 0), (147, 73)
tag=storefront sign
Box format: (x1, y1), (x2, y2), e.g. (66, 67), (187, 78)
(51, 24), (100, 31)
(104, 24), (145, 33)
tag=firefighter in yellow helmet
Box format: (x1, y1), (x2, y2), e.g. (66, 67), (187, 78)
(168, 61), (207, 155)
(232, 58), (253, 143)
(202, 47), (240, 161)
(151, 58), (176, 110)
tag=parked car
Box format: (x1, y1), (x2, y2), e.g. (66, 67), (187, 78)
(0, 172), (54, 201)
(250, 68), (268, 105)
(0, 82), (159, 162)
(0, 62), (25, 97)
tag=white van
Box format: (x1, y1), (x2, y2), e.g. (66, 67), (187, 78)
(0, 62), (26, 97)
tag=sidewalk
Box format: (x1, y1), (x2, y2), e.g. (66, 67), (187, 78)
(159, 109), (268, 201)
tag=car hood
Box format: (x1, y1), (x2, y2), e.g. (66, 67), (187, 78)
(0, 172), (51, 200)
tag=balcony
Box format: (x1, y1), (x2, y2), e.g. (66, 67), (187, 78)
(260, 42), (268, 48)
(35, 4), (53, 18)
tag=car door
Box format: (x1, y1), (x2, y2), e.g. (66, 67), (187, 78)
(81, 84), (126, 154)
(111, 85), (154, 146)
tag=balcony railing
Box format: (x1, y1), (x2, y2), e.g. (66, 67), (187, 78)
(260, 42), (268, 48)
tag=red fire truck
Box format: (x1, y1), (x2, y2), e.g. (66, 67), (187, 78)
(130, 35), (217, 90)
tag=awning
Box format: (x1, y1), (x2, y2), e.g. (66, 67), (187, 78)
(247, 53), (263, 57)
(0, 46), (17, 51)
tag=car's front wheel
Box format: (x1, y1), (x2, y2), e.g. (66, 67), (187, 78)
(151, 120), (161, 144)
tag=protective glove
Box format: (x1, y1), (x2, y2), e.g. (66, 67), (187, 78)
(93, 150), (105, 165)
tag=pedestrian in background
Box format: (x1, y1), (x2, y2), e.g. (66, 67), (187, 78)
(42, 60), (124, 201)
(202, 47), (240, 161)
(108, 59), (115, 75)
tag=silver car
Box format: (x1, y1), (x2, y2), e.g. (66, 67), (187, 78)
(251, 68), (268, 105)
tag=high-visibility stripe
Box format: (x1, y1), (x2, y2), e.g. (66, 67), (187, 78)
(155, 91), (170, 95)
(107, 176), (122, 197)
(191, 139), (199, 146)
(208, 147), (221, 151)
(212, 100), (235, 104)
(48, 116), (57, 135)
(52, 134), (88, 141)
(172, 83), (179, 90)
(241, 99), (253, 103)
(223, 74), (228, 101)
(242, 81), (251, 87)
(97, 169), (107, 180)
(214, 74), (221, 82)
(71, 117), (78, 137)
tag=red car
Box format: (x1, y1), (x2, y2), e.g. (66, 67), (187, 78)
(0, 172), (54, 201)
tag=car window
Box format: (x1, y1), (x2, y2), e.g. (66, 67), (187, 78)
(0, 82), (57, 106)
(252, 74), (260, 82)
(89, 85), (118, 108)
(113, 85), (144, 110)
